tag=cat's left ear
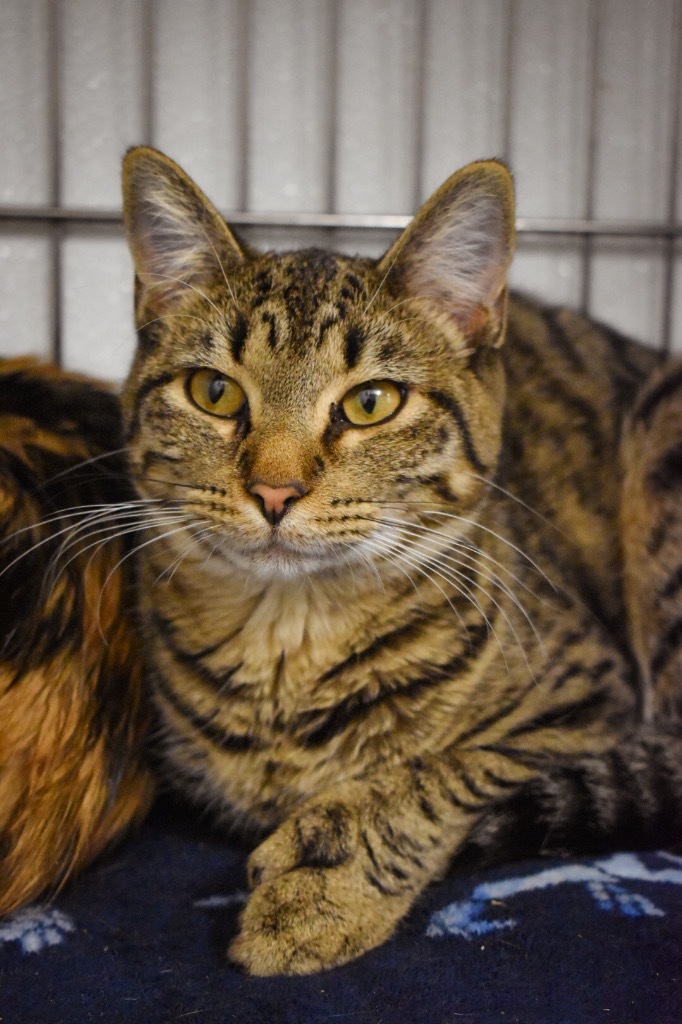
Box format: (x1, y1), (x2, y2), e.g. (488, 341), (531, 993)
(122, 146), (246, 313)
(379, 160), (515, 349)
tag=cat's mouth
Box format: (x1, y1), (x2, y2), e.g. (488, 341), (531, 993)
(207, 525), (368, 581)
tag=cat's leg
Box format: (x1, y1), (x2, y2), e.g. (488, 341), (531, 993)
(230, 725), (682, 975)
(229, 595), (643, 975)
(229, 749), (533, 975)
(620, 358), (682, 720)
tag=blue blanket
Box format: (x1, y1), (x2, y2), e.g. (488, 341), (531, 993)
(1, 800), (680, 1024)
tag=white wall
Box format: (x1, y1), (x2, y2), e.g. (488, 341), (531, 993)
(0, 0), (680, 381)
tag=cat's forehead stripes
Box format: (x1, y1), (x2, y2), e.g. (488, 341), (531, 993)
(343, 325), (366, 370)
(225, 249), (376, 366)
(228, 311), (250, 364)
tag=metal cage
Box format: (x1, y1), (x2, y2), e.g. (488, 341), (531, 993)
(0, 0), (680, 379)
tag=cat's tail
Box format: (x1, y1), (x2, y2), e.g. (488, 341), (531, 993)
(456, 727), (682, 870)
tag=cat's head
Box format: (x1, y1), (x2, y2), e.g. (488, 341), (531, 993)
(121, 147), (514, 581)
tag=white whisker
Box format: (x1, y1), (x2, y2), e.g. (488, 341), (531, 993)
(0, 497), (165, 549)
(470, 473), (566, 539)
(156, 523), (218, 584)
(354, 508), (546, 604)
(343, 538), (387, 595)
(0, 500), (170, 582)
(367, 531), (470, 634)
(95, 521), (209, 632)
(366, 517), (545, 652)
(361, 538), (422, 599)
(44, 503), (186, 565)
(45, 511), (195, 591)
(385, 527), (540, 680)
(197, 221), (240, 310)
(374, 527), (520, 679)
(138, 312), (215, 335)
(146, 271), (225, 321)
(361, 502), (557, 593)
(42, 447), (131, 487)
(363, 252), (400, 316)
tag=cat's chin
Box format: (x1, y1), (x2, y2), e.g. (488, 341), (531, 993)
(204, 536), (358, 583)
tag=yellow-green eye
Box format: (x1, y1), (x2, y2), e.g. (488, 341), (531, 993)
(187, 369), (246, 418)
(341, 380), (405, 427)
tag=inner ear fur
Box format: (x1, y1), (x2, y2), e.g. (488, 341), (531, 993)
(122, 146), (245, 314)
(379, 160), (516, 348)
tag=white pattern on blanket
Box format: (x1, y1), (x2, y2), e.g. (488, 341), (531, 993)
(3, 853), (681, 955)
(0, 906), (75, 954)
(426, 851), (682, 939)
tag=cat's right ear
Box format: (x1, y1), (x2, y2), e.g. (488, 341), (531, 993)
(122, 146), (245, 314)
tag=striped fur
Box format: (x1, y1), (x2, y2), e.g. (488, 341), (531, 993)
(3, 147), (672, 975)
(0, 360), (154, 915)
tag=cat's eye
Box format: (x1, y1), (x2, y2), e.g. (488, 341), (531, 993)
(186, 369), (246, 418)
(340, 380), (405, 427)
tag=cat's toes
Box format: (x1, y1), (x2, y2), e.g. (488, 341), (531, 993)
(246, 800), (358, 889)
(232, 790), (406, 973)
(228, 867), (394, 976)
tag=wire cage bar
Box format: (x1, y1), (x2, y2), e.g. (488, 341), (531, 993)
(0, 0), (680, 374)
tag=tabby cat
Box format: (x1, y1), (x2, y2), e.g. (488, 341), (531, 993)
(0, 360), (153, 914)
(114, 147), (682, 974)
(2, 147), (682, 975)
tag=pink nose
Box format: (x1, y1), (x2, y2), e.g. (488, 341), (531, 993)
(248, 481), (305, 525)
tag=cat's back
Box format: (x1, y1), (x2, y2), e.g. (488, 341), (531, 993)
(502, 294), (660, 493)
(504, 293), (659, 407)
(500, 295), (663, 627)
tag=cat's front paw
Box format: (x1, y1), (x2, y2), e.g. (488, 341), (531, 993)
(228, 789), (417, 975)
(229, 863), (404, 975)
